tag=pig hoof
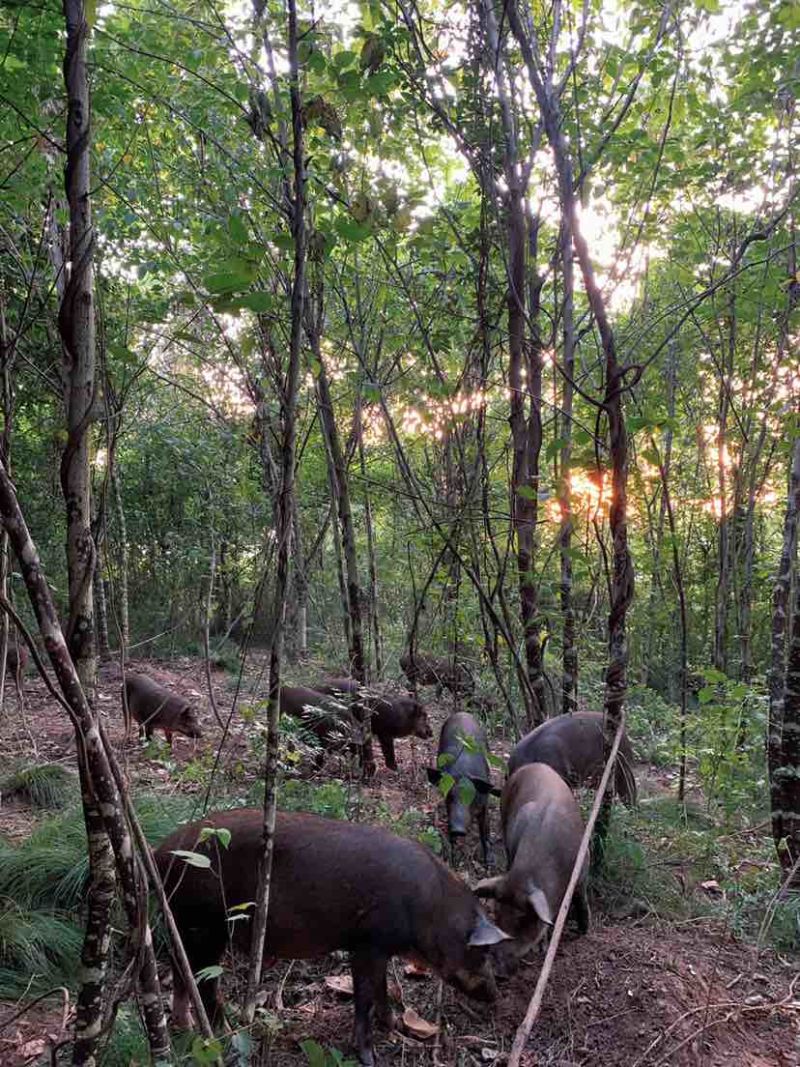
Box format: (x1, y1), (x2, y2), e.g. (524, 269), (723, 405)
(357, 1050), (375, 1066)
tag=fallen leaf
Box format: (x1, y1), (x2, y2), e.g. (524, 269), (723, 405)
(19, 1039), (46, 1058)
(324, 974), (354, 997)
(699, 879), (723, 896)
(401, 1008), (439, 1041)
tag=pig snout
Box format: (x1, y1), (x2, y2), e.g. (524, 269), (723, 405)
(447, 797), (471, 839)
(449, 957), (497, 1002)
(414, 710), (433, 740)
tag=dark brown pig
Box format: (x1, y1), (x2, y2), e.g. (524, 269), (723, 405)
(475, 763), (588, 974)
(427, 712), (500, 865)
(508, 711), (637, 806)
(123, 673), (203, 746)
(399, 651), (474, 696)
(280, 685), (375, 776)
(156, 807), (511, 1065)
(315, 677), (432, 771)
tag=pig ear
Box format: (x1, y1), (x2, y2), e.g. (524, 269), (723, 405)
(473, 875), (504, 899)
(426, 767), (442, 787)
(527, 887), (554, 926)
(470, 777), (499, 796)
(468, 912), (513, 947)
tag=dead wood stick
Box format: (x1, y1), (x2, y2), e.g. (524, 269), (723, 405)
(506, 713), (627, 1067)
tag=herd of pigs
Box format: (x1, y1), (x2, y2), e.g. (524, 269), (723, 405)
(118, 656), (637, 1064)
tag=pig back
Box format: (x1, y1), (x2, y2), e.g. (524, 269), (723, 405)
(124, 673), (190, 720)
(439, 712), (489, 782)
(157, 808), (474, 961)
(502, 764), (587, 898)
(508, 712), (636, 805)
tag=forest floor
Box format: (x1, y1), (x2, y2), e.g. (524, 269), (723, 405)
(0, 656), (798, 1066)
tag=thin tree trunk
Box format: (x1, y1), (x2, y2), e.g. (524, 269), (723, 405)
(93, 541), (110, 661)
(111, 470), (129, 652)
(0, 294), (12, 712)
(60, 7), (115, 1061)
(558, 216), (577, 715)
(244, 0), (306, 1020)
(60, 0), (97, 696)
(0, 462), (170, 1063)
(769, 435), (800, 867)
(292, 507), (309, 659)
(357, 400), (383, 677)
(779, 506), (800, 886)
(505, 2), (634, 846)
(481, 0), (545, 728)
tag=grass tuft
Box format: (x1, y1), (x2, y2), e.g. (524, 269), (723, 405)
(1, 763), (79, 810)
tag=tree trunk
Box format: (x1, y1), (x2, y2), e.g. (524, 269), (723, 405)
(0, 460), (170, 1064)
(557, 216), (577, 715)
(110, 470), (129, 652)
(309, 325), (367, 683)
(779, 507), (800, 886)
(480, 0), (545, 728)
(0, 293), (13, 712)
(769, 435), (800, 870)
(60, 0), (97, 696)
(244, 0), (306, 1020)
(93, 541), (110, 661)
(357, 400), (383, 677)
(505, 1), (634, 847)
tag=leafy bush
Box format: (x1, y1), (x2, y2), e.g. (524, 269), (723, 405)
(0, 899), (83, 997)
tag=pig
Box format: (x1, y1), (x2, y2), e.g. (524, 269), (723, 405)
(123, 673), (203, 747)
(315, 677), (432, 771)
(475, 763), (588, 974)
(399, 651), (474, 697)
(508, 711), (637, 806)
(280, 685), (375, 777)
(426, 712), (500, 864)
(156, 807), (511, 1065)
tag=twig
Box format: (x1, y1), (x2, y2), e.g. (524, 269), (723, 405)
(506, 713), (627, 1067)
(0, 987), (70, 1033)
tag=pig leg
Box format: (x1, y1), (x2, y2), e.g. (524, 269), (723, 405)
(172, 923), (227, 1029)
(377, 734), (397, 771)
(164, 728), (173, 748)
(350, 950), (390, 1065)
(477, 804), (492, 868)
(571, 884), (590, 936)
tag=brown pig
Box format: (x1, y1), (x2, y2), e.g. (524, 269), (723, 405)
(399, 651), (474, 697)
(315, 677), (432, 771)
(475, 763), (588, 974)
(123, 673), (203, 747)
(156, 807), (511, 1065)
(399, 651), (474, 694)
(280, 685), (376, 777)
(427, 712), (500, 865)
(508, 711), (637, 806)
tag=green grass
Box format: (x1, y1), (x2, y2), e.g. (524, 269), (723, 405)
(0, 899), (83, 997)
(1, 763), (79, 810)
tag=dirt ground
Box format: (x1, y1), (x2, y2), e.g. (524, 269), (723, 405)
(1, 658), (798, 1066)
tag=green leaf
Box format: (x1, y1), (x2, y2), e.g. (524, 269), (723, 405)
(300, 1040), (328, 1067)
(457, 778), (476, 806)
(204, 261), (258, 294)
(437, 772), (455, 799)
(171, 849), (211, 869)
(698, 686), (716, 705)
(228, 214), (249, 245)
(196, 964), (224, 982)
(545, 437), (567, 461)
(198, 826), (231, 849)
(437, 751), (455, 769)
(191, 1036), (225, 1065)
(235, 291), (275, 313)
(334, 216), (371, 242)
(516, 484), (537, 501)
